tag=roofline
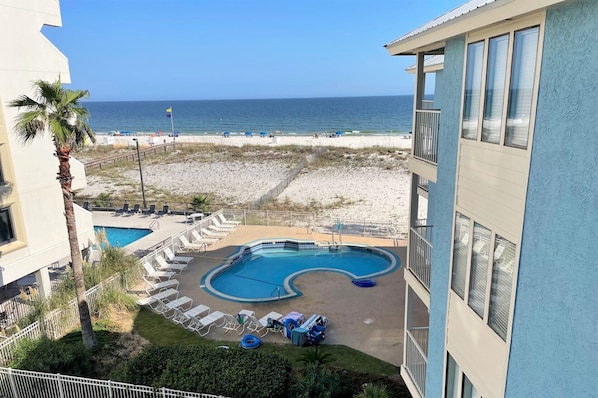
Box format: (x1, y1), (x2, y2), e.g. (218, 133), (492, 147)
(385, 0), (566, 55)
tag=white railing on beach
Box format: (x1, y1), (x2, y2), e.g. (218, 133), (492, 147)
(413, 110), (440, 165)
(0, 367), (226, 398)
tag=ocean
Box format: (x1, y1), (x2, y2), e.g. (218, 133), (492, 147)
(83, 96), (416, 137)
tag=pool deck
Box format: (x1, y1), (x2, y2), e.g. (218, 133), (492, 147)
(92, 211), (425, 367)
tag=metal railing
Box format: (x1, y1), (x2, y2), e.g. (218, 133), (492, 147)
(408, 224), (433, 291)
(413, 110), (440, 165)
(0, 367), (226, 398)
(418, 176), (429, 192)
(405, 327), (429, 398)
(84, 143), (179, 172)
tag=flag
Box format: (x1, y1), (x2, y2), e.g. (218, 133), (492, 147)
(166, 107), (172, 118)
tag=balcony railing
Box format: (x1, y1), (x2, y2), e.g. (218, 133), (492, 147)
(418, 176), (429, 192)
(408, 224), (433, 291)
(405, 327), (429, 397)
(413, 110), (440, 165)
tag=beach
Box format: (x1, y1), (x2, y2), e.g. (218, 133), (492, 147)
(82, 134), (418, 227)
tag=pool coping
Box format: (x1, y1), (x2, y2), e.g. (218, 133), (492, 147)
(200, 238), (400, 303)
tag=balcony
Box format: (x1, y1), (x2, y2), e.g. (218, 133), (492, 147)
(404, 326), (429, 398)
(413, 110), (440, 165)
(408, 223), (433, 291)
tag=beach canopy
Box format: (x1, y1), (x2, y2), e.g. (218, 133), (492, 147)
(223, 131), (230, 137)
(260, 131), (267, 137)
(245, 131), (253, 137)
(335, 131), (343, 136)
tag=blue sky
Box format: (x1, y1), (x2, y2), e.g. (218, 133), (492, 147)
(43, 0), (464, 101)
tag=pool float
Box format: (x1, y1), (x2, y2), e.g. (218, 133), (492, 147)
(240, 334), (261, 349)
(352, 279), (376, 287)
(284, 318), (300, 339)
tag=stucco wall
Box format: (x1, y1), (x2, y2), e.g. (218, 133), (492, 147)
(424, 35), (465, 397)
(505, 1), (598, 396)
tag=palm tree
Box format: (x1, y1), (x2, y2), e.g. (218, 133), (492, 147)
(9, 79), (97, 348)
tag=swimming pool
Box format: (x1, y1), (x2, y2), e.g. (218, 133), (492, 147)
(202, 239), (399, 302)
(94, 226), (152, 247)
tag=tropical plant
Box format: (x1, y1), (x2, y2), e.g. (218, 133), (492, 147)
(9, 79), (97, 348)
(354, 383), (390, 398)
(93, 193), (112, 207)
(299, 345), (334, 368)
(189, 194), (210, 213)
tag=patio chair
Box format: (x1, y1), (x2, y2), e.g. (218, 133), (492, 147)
(136, 288), (179, 312)
(157, 296), (194, 318)
(200, 227), (228, 238)
(127, 204), (141, 215)
(115, 203), (129, 215)
(188, 310), (226, 336)
(179, 235), (210, 252)
(259, 311), (285, 336)
(142, 261), (176, 280)
(171, 304), (211, 326)
(142, 204), (156, 215)
(157, 205), (170, 216)
(210, 218), (236, 231)
(243, 314), (268, 337)
(82, 201), (90, 211)
(142, 275), (179, 295)
(190, 231), (219, 245)
(222, 313), (246, 335)
(218, 213), (241, 226)
(163, 247), (193, 265)
(155, 254), (187, 274)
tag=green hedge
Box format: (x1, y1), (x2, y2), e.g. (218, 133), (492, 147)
(114, 345), (292, 398)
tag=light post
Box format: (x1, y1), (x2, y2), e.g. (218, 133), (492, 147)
(132, 139), (147, 209)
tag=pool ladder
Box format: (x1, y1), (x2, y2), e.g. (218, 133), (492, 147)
(270, 286), (282, 300)
(149, 219), (160, 231)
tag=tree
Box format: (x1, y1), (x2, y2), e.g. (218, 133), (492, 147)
(9, 79), (97, 348)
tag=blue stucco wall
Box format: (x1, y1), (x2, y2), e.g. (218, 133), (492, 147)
(424, 36), (465, 398)
(505, 1), (598, 396)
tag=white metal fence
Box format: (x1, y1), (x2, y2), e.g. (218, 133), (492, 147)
(0, 367), (225, 398)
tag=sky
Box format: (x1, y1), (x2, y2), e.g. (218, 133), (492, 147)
(43, 0), (465, 101)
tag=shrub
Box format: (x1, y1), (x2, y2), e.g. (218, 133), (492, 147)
(8, 337), (92, 376)
(114, 345), (292, 398)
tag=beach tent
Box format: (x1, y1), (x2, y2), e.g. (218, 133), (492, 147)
(245, 131), (253, 137)
(260, 131), (267, 138)
(335, 131), (343, 137)
(223, 131), (230, 137)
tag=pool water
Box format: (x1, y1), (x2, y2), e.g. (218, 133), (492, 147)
(202, 240), (398, 302)
(94, 226), (152, 247)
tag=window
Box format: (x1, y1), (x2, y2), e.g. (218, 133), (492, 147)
(462, 41), (485, 140)
(488, 235), (516, 340)
(0, 207), (15, 245)
(451, 213), (471, 298)
(462, 374), (478, 398)
(461, 24), (540, 149)
(505, 27), (540, 148)
(445, 353), (482, 398)
(468, 224), (490, 318)
(482, 34), (509, 143)
(451, 214), (517, 340)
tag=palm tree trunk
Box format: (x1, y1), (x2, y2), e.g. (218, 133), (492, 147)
(57, 145), (97, 348)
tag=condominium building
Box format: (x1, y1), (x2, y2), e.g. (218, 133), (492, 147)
(385, 0), (597, 397)
(0, 1), (94, 297)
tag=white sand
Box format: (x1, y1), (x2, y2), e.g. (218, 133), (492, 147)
(82, 134), (417, 227)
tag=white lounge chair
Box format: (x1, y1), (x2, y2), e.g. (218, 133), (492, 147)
(157, 296), (194, 318)
(200, 228), (228, 238)
(171, 304), (211, 326)
(142, 261), (176, 281)
(218, 213), (241, 226)
(221, 313), (245, 335)
(209, 219), (236, 232)
(163, 247), (193, 265)
(136, 288), (179, 312)
(190, 230), (219, 244)
(155, 254), (187, 274)
(243, 314), (268, 337)
(189, 310), (226, 336)
(179, 235), (209, 252)
(142, 275), (179, 295)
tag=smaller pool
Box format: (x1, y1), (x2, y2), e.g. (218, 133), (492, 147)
(94, 226), (152, 247)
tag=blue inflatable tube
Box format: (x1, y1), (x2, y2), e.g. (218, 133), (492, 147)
(284, 318), (300, 338)
(352, 279), (376, 287)
(240, 334), (261, 349)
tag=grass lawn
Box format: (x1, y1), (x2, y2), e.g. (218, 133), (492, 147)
(133, 307), (399, 377)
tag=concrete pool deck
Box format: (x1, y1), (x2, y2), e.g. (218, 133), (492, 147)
(92, 211), (424, 367)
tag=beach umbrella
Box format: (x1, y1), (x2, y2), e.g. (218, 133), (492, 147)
(335, 131), (343, 137)
(260, 131), (267, 137)
(245, 131), (253, 137)
(223, 131), (230, 137)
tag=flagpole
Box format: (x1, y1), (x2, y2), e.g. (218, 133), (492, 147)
(169, 105), (175, 143)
